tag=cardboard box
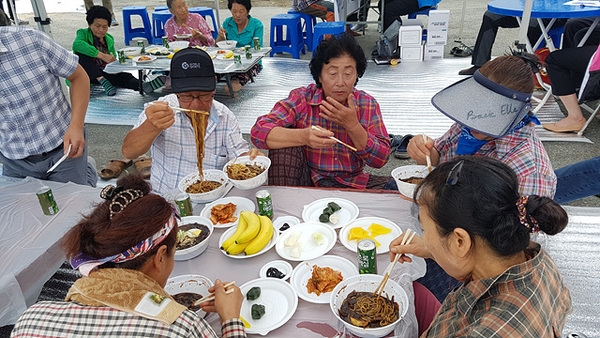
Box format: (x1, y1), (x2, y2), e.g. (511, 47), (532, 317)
(399, 25), (423, 46)
(425, 45), (444, 60)
(427, 29), (448, 46)
(401, 44), (423, 61)
(427, 10), (450, 31)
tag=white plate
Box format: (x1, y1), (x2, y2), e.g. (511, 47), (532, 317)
(259, 260), (293, 281)
(338, 217), (403, 254)
(273, 215), (301, 234)
(218, 223), (279, 259)
(200, 196), (255, 228)
(216, 54), (234, 61)
(301, 198), (359, 229)
(275, 222), (337, 261)
(240, 278), (298, 336)
(133, 55), (157, 63)
(174, 33), (192, 39)
(290, 255), (358, 304)
(164, 274), (213, 319)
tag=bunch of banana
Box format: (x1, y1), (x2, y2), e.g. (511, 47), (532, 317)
(221, 211), (274, 256)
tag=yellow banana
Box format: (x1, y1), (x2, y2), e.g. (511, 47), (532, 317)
(220, 214), (247, 251)
(244, 215), (274, 255)
(235, 211), (261, 244)
(226, 241), (250, 255)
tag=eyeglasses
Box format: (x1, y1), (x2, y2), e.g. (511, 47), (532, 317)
(177, 94), (214, 103)
(446, 160), (464, 186)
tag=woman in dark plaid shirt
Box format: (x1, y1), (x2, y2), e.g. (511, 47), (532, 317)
(11, 174), (246, 338)
(390, 157), (572, 337)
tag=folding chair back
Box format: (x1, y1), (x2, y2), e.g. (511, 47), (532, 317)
(577, 44), (600, 136)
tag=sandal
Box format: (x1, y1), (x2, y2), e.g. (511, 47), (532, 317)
(450, 44), (473, 57)
(99, 159), (133, 180)
(134, 157), (152, 180)
(392, 134), (413, 159)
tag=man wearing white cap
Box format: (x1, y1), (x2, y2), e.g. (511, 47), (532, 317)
(406, 54), (556, 198)
(122, 47), (261, 195)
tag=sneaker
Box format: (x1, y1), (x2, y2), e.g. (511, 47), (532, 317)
(351, 23), (367, 32)
(458, 65), (480, 76)
(111, 18), (119, 26)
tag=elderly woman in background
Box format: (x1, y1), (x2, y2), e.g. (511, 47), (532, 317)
(215, 0), (264, 92)
(390, 156), (572, 337)
(10, 174), (246, 338)
(251, 33), (391, 189)
(73, 6), (166, 96)
(165, 0), (215, 47)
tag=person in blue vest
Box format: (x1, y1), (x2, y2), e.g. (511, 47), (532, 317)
(382, 0), (441, 32)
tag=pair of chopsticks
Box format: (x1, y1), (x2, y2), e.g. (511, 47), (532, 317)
(150, 102), (209, 115)
(191, 281), (236, 306)
(423, 135), (433, 173)
(46, 144), (72, 173)
(310, 125), (357, 152)
(374, 229), (416, 297)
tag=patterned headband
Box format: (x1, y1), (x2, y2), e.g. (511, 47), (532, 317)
(100, 185), (144, 219)
(516, 196), (539, 233)
(70, 214), (178, 276)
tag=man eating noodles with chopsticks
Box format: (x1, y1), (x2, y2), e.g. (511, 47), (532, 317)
(122, 48), (262, 195)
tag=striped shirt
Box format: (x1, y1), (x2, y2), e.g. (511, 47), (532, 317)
(11, 301), (246, 338)
(251, 83), (390, 189)
(0, 26), (79, 159)
(435, 123), (557, 198)
(165, 13), (215, 47)
(134, 94), (250, 195)
(423, 244), (572, 338)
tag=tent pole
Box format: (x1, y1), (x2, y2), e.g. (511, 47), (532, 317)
(29, 0), (52, 36)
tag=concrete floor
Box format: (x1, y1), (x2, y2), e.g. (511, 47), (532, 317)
(10, 0), (600, 207)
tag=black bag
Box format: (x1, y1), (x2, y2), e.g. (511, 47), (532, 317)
(374, 20), (401, 59)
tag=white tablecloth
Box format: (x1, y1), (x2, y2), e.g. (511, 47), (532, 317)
(0, 177), (100, 326)
(173, 186), (426, 337)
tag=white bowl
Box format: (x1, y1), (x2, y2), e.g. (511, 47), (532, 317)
(169, 40), (190, 51)
(178, 169), (229, 203)
(216, 40), (237, 50)
(391, 165), (430, 199)
(121, 47), (141, 56)
(259, 260), (293, 281)
(330, 274), (409, 338)
(223, 156), (271, 190)
(164, 274), (213, 318)
(174, 216), (214, 261)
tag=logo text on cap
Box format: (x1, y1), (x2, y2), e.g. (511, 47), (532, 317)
(181, 61), (203, 70)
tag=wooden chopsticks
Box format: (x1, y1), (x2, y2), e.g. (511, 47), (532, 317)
(311, 125), (358, 152)
(191, 281), (236, 306)
(423, 134), (433, 173)
(150, 102), (209, 115)
(374, 229), (416, 298)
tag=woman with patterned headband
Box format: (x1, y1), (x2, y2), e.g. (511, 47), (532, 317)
(389, 157), (572, 338)
(11, 174), (246, 338)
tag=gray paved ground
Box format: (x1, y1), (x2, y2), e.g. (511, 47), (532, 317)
(12, 0), (600, 207)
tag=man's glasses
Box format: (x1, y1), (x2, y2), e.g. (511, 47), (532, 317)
(446, 160), (464, 186)
(177, 94), (214, 103)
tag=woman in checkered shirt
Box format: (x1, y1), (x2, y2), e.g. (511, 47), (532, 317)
(11, 174), (246, 338)
(389, 157), (572, 337)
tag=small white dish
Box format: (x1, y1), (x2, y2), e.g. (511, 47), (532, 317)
(301, 198), (359, 229)
(199, 196), (255, 228)
(216, 54), (234, 61)
(338, 217), (403, 254)
(273, 215), (301, 234)
(133, 55), (157, 63)
(275, 222), (337, 261)
(259, 260), (293, 281)
(218, 224), (279, 259)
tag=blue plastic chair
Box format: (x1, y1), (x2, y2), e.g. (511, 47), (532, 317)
(312, 21), (345, 50)
(407, 5), (438, 19)
(154, 5), (168, 12)
(287, 9), (317, 52)
(189, 7), (218, 39)
(122, 6), (153, 46)
(152, 10), (172, 44)
(270, 13), (305, 59)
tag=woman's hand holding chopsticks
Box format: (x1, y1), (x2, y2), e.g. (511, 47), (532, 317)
(388, 230), (430, 263)
(197, 279), (244, 324)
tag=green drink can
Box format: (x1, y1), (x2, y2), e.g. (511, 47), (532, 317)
(357, 239), (377, 274)
(233, 54), (242, 66)
(36, 186), (59, 216)
(255, 189), (273, 219)
(162, 36), (170, 49)
(137, 40), (145, 54)
(253, 37), (260, 51)
(244, 45), (252, 59)
(117, 50), (126, 64)
(175, 193), (193, 217)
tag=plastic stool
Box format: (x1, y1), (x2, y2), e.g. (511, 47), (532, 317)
(312, 21), (345, 50)
(154, 5), (168, 12)
(288, 9), (317, 52)
(189, 7), (218, 39)
(408, 5), (438, 19)
(122, 6), (153, 46)
(152, 10), (172, 44)
(270, 13), (305, 59)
